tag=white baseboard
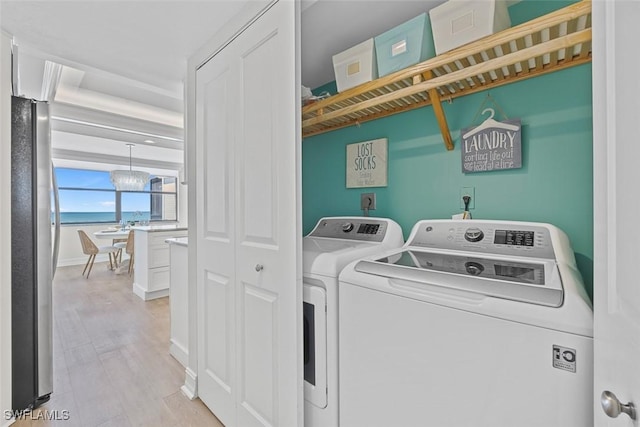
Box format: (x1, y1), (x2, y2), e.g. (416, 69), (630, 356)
(169, 340), (189, 368)
(2, 417), (15, 427)
(132, 282), (169, 301)
(181, 367), (198, 400)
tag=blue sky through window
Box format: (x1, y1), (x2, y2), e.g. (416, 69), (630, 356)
(56, 168), (114, 189)
(58, 189), (117, 213)
(56, 168), (151, 212)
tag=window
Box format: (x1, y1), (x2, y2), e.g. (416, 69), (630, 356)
(55, 167), (178, 224)
(150, 177), (177, 221)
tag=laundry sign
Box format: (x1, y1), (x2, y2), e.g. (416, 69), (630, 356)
(346, 138), (388, 188)
(461, 108), (522, 173)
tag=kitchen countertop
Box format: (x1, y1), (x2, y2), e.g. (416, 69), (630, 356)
(166, 237), (188, 247)
(132, 225), (188, 233)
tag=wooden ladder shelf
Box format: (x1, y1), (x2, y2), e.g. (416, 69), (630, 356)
(301, 0), (592, 149)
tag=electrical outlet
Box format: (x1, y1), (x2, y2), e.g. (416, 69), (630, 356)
(460, 187), (475, 209)
(360, 192), (376, 210)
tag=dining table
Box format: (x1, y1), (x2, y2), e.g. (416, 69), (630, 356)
(93, 228), (132, 240)
(93, 228), (133, 272)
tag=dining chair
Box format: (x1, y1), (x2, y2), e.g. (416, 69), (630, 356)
(114, 230), (135, 275)
(77, 230), (119, 278)
(112, 237), (128, 262)
(114, 230), (129, 270)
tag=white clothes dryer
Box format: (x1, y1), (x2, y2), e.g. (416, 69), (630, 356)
(338, 219), (593, 427)
(303, 217), (403, 427)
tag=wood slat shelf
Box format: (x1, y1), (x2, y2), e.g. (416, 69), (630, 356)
(301, 0), (592, 149)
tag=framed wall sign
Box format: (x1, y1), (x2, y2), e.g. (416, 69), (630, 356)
(461, 109), (522, 173)
(346, 138), (388, 188)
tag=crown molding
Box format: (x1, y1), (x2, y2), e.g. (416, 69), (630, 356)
(52, 148), (182, 172)
(50, 102), (183, 149)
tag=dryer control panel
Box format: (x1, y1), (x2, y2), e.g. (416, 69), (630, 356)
(308, 217), (393, 242)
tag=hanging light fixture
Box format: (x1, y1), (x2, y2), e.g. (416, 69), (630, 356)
(110, 143), (149, 191)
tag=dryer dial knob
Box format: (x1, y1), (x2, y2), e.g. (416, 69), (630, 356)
(464, 227), (485, 242)
(342, 222), (354, 232)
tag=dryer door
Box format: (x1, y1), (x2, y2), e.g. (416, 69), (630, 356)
(303, 283), (327, 408)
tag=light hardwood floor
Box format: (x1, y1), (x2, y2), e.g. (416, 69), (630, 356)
(12, 262), (223, 427)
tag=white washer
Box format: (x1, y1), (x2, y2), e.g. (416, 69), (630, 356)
(338, 219), (593, 427)
(303, 217), (404, 427)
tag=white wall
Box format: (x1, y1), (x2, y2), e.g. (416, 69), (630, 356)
(1, 30), (14, 426)
(57, 224), (126, 267)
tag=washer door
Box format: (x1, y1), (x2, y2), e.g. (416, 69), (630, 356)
(303, 283), (327, 408)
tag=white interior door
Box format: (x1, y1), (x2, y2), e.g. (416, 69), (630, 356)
(233, 3), (299, 425)
(593, 1), (640, 425)
(196, 35), (237, 425)
(195, 1), (301, 426)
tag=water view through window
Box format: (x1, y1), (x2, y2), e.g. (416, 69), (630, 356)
(55, 168), (177, 224)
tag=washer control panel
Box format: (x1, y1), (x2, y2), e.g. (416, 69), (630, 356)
(409, 220), (557, 260)
(308, 218), (390, 242)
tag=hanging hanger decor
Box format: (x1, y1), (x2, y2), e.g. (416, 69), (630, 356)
(460, 93), (522, 174)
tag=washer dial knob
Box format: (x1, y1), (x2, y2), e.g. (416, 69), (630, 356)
(342, 222), (354, 233)
(464, 227), (485, 242)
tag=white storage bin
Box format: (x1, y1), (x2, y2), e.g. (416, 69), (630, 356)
(429, 0), (511, 55)
(374, 13), (435, 77)
(332, 38), (377, 93)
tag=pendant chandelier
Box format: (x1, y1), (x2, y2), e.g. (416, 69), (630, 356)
(110, 143), (149, 191)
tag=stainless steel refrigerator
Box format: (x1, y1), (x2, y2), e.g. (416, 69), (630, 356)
(11, 95), (60, 411)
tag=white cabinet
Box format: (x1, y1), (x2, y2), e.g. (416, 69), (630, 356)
(167, 237), (189, 367)
(132, 227), (188, 301)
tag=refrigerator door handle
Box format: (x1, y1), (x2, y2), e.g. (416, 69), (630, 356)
(35, 100), (53, 400)
(51, 161), (60, 278)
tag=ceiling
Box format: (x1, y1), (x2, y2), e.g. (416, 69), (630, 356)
(0, 0), (455, 169)
(1, 0), (247, 172)
(1, 0), (246, 95)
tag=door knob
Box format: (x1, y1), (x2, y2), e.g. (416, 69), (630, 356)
(255, 264), (264, 272)
(601, 390), (636, 420)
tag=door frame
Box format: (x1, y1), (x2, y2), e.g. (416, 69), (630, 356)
(1, 30), (14, 427)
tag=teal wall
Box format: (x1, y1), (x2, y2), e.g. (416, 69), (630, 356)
(301, 1), (593, 297)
